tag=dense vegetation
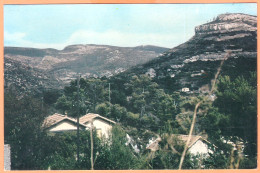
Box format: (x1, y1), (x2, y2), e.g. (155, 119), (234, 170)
(4, 67), (257, 169)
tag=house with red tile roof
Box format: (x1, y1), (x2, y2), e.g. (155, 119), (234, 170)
(146, 134), (212, 156)
(80, 113), (116, 138)
(43, 113), (116, 138)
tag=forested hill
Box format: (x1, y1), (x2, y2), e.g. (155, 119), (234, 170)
(112, 13), (257, 92)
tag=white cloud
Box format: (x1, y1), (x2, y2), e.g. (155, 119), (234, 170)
(64, 29), (194, 49)
(4, 31), (26, 41)
(4, 31), (65, 49)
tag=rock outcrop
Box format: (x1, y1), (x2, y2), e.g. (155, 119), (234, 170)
(115, 13), (257, 92)
(195, 13), (256, 34)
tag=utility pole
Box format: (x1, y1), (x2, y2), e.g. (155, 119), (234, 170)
(108, 83), (111, 117)
(77, 74), (80, 164)
(93, 84), (96, 112)
(140, 87), (145, 117)
(108, 83), (111, 104)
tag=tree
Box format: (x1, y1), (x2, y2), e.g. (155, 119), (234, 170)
(143, 134), (200, 169)
(4, 91), (49, 169)
(215, 73), (257, 157)
(125, 75), (180, 131)
(55, 78), (107, 117)
(94, 125), (140, 169)
(96, 102), (141, 126)
(202, 72), (257, 168)
(43, 89), (62, 105)
(44, 130), (103, 170)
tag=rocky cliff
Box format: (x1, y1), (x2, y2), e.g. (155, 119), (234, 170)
(195, 13), (256, 34)
(115, 13), (257, 92)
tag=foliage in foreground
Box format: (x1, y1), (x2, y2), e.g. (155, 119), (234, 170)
(4, 71), (257, 169)
(201, 72), (257, 168)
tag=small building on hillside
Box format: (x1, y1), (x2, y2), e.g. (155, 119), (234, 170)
(146, 137), (162, 152)
(80, 113), (116, 138)
(146, 134), (212, 157)
(43, 113), (116, 138)
(181, 88), (190, 92)
(177, 135), (212, 156)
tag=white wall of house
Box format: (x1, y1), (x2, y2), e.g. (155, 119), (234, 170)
(4, 144), (11, 170)
(49, 121), (78, 132)
(182, 88), (190, 92)
(85, 119), (112, 138)
(188, 140), (210, 156)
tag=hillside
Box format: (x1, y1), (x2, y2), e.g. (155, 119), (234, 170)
(4, 58), (60, 97)
(114, 13), (257, 92)
(4, 44), (168, 96)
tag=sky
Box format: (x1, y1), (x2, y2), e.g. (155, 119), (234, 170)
(4, 3), (257, 50)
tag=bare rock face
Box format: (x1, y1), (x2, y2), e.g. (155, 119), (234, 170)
(195, 13), (256, 35)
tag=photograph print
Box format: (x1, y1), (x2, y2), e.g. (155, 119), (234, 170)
(3, 3), (257, 170)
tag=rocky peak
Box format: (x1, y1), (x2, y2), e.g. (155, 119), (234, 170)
(216, 13), (256, 23)
(195, 13), (256, 35)
(118, 13), (256, 93)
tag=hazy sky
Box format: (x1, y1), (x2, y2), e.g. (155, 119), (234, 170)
(4, 3), (257, 50)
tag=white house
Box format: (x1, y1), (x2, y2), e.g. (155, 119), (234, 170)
(177, 135), (212, 156)
(43, 113), (116, 138)
(146, 137), (162, 152)
(79, 113), (116, 138)
(181, 88), (190, 92)
(43, 113), (85, 132)
(146, 134), (212, 156)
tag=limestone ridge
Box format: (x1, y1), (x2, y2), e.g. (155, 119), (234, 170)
(195, 13), (256, 35)
(117, 13), (257, 92)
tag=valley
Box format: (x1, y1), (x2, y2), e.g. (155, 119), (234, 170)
(4, 13), (257, 170)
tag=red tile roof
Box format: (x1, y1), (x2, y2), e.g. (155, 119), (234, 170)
(146, 134), (208, 152)
(43, 113), (116, 129)
(42, 113), (76, 128)
(80, 113), (116, 125)
(177, 135), (203, 148)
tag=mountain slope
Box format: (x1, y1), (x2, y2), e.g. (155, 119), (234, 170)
(4, 58), (60, 97)
(4, 44), (168, 84)
(114, 13), (257, 92)
(4, 44), (168, 96)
